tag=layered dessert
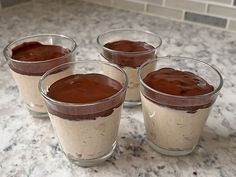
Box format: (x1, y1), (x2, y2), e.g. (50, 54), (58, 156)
(45, 73), (124, 160)
(9, 41), (71, 113)
(141, 68), (215, 154)
(101, 40), (155, 102)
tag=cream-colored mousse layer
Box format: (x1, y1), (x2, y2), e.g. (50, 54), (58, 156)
(100, 55), (140, 102)
(10, 69), (72, 113)
(122, 66), (140, 102)
(141, 94), (211, 150)
(49, 106), (122, 160)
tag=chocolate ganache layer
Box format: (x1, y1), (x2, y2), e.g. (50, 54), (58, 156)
(142, 68), (216, 112)
(45, 73), (124, 120)
(103, 40), (155, 68)
(10, 41), (71, 76)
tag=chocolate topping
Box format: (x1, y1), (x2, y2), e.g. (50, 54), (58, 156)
(12, 41), (70, 62)
(141, 68), (216, 112)
(47, 74), (122, 103)
(103, 40), (155, 68)
(9, 41), (72, 76)
(144, 68), (214, 96)
(104, 40), (154, 53)
(45, 74), (124, 120)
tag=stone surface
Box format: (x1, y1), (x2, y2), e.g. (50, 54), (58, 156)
(0, 0), (236, 176)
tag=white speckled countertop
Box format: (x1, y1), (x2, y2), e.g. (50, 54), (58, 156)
(0, 0), (236, 176)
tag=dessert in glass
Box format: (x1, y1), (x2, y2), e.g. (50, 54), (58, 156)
(39, 60), (128, 166)
(3, 34), (77, 118)
(97, 29), (162, 106)
(138, 56), (223, 156)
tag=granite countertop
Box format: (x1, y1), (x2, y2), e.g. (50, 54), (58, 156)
(0, 0), (236, 176)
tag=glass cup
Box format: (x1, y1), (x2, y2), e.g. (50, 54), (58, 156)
(97, 29), (162, 107)
(3, 34), (77, 118)
(138, 56), (223, 156)
(39, 60), (128, 166)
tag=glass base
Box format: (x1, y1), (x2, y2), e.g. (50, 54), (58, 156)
(124, 100), (141, 107)
(147, 139), (195, 156)
(66, 142), (116, 167)
(28, 109), (49, 119)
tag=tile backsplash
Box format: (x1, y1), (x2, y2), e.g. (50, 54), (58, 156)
(1, 0), (236, 32)
(83, 0), (236, 32)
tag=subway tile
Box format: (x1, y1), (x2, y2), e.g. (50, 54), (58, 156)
(229, 20), (236, 32)
(208, 4), (236, 19)
(145, 0), (163, 5)
(147, 4), (183, 19)
(184, 11), (227, 28)
(86, 0), (112, 7)
(1, 0), (31, 8)
(132, 0), (163, 4)
(205, 0), (232, 4)
(113, 0), (145, 12)
(166, 0), (205, 13)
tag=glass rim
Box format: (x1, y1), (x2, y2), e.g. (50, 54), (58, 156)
(138, 56), (223, 99)
(38, 60), (128, 107)
(97, 29), (162, 55)
(3, 34), (77, 64)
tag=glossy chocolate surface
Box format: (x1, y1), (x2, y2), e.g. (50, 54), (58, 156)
(103, 40), (155, 68)
(10, 41), (72, 75)
(46, 74), (124, 120)
(142, 68), (215, 112)
(12, 41), (70, 62)
(47, 74), (122, 103)
(144, 68), (214, 96)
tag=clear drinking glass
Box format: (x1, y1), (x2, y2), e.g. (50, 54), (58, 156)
(138, 56), (223, 156)
(39, 60), (128, 166)
(97, 29), (162, 107)
(3, 34), (77, 118)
